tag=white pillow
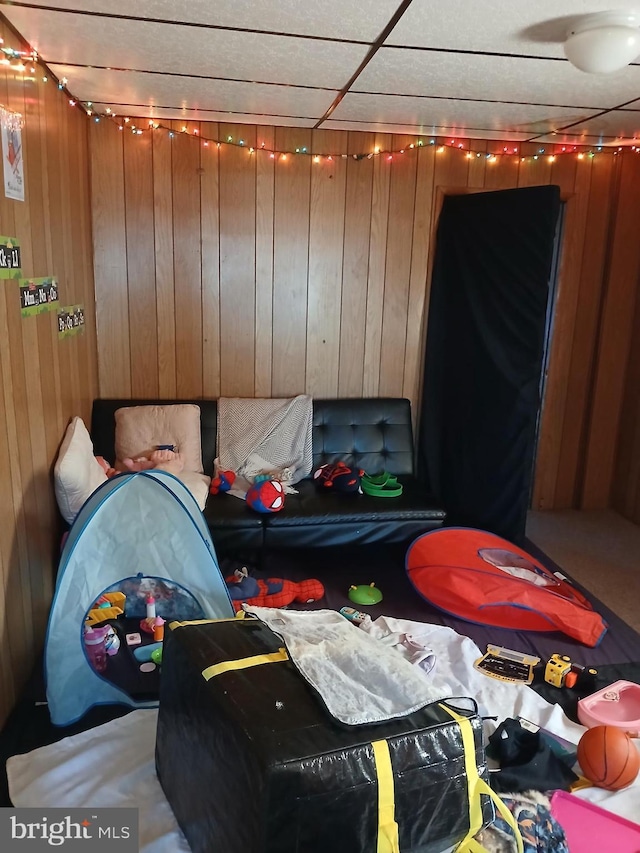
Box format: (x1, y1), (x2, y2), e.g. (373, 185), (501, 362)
(54, 417), (108, 524)
(115, 404), (203, 474)
(175, 470), (211, 512)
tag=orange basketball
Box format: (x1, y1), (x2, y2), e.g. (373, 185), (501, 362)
(577, 725), (640, 790)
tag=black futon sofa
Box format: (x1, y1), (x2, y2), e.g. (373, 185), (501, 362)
(91, 398), (446, 552)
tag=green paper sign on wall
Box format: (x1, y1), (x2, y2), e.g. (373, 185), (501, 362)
(19, 276), (59, 317)
(57, 304), (85, 339)
(0, 235), (21, 279)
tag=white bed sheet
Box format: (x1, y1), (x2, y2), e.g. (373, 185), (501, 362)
(7, 710), (189, 853)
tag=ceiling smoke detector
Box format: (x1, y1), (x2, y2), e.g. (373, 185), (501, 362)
(564, 10), (640, 73)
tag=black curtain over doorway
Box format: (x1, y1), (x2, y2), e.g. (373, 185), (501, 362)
(418, 185), (562, 544)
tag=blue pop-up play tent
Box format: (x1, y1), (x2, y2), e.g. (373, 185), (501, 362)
(45, 470), (234, 726)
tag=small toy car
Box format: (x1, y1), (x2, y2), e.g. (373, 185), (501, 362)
(545, 654), (576, 687)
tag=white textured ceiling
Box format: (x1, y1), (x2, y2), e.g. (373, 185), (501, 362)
(3, 0), (640, 145)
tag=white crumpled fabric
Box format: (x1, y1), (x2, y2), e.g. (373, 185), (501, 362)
(358, 613), (437, 673)
(244, 606), (447, 726)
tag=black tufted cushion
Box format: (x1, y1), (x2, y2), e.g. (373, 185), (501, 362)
(312, 398), (415, 476)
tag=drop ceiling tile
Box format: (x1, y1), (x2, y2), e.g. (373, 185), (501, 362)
(321, 119), (533, 141)
(536, 109), (640, 142)
(532, 134), (622, 146)
(329, 93), (599, 139)
(5, 7), (368, 89)
(385, 0), (640, 57)
(355, 48), (640, 109)
(50, 65), (336, 123)
(6, 0), (399, 41)
(91, 105), (316, 128)
(8, 0), (640, 140)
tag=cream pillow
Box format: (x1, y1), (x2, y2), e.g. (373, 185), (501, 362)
(115, 404), (203, 474)
(175, 470), (211, 512)
(54, 417), (108, 524)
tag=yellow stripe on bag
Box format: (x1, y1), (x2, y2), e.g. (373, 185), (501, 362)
(439, 704), (523, 853)
(371, 739), (400, 853)
(169, 616), (246, 630)
(202, 648), (288, 681)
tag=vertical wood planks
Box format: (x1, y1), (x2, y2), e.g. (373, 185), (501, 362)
(218, 123), (256, 397)
(254, 126), (275, 398)
(532, 160), (591, 509)
(90, 118), (130, 396)
(272, 127), (311, 396)
(582, 153), (640, 508)
(557, 154), (615, 506)
(153, 126), (177, 397)
(517, 143), (552, 188)
(404, 144), (436, 415)
(124, 130), (158, 397)
(171, 120), (203, 397)
(485, 141), (520, 189)
(612, 288), (640, 520)
(0, 17), (98, 726)
(200, 122), (221, 399)
(379, 136), (418, 395)
(338, 131), (374, 397)
(306, 129), (347, 397)
(363, 133), (392, 396)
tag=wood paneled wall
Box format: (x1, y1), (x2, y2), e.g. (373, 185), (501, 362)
(0, 18), (98, 727)
(611, 158), (640, 523)
(90, 120), (640, 515)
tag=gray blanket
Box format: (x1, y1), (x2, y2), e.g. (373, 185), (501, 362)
(216, 395), (313, 499)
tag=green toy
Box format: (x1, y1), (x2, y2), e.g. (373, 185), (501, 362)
(348, 583), (383, 606)
(151, 647), (163, 665)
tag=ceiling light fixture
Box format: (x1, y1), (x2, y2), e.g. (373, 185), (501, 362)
(564, 10), (640, 73)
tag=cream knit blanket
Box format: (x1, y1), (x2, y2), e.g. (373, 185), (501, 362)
(215, 395), (313, 499)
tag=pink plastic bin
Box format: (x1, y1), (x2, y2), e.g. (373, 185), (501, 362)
(551, 791), (640, 852)
(577, 680), (640, 735)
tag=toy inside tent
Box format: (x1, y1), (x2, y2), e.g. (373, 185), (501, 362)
(45, 470), (234, 727)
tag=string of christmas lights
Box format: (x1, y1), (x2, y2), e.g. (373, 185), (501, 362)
(92, 116), (631, 162)
(0, 35), (637, 162)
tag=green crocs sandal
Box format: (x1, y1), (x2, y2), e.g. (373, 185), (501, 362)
(360, 472), (403, 498)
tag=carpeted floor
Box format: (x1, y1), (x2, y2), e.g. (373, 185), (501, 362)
(527, 509), (640, 634)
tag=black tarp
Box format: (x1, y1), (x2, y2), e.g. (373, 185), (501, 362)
(418, 185), (562, 543)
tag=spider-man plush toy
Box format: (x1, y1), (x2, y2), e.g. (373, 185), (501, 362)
(226, 568), (325, 613)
